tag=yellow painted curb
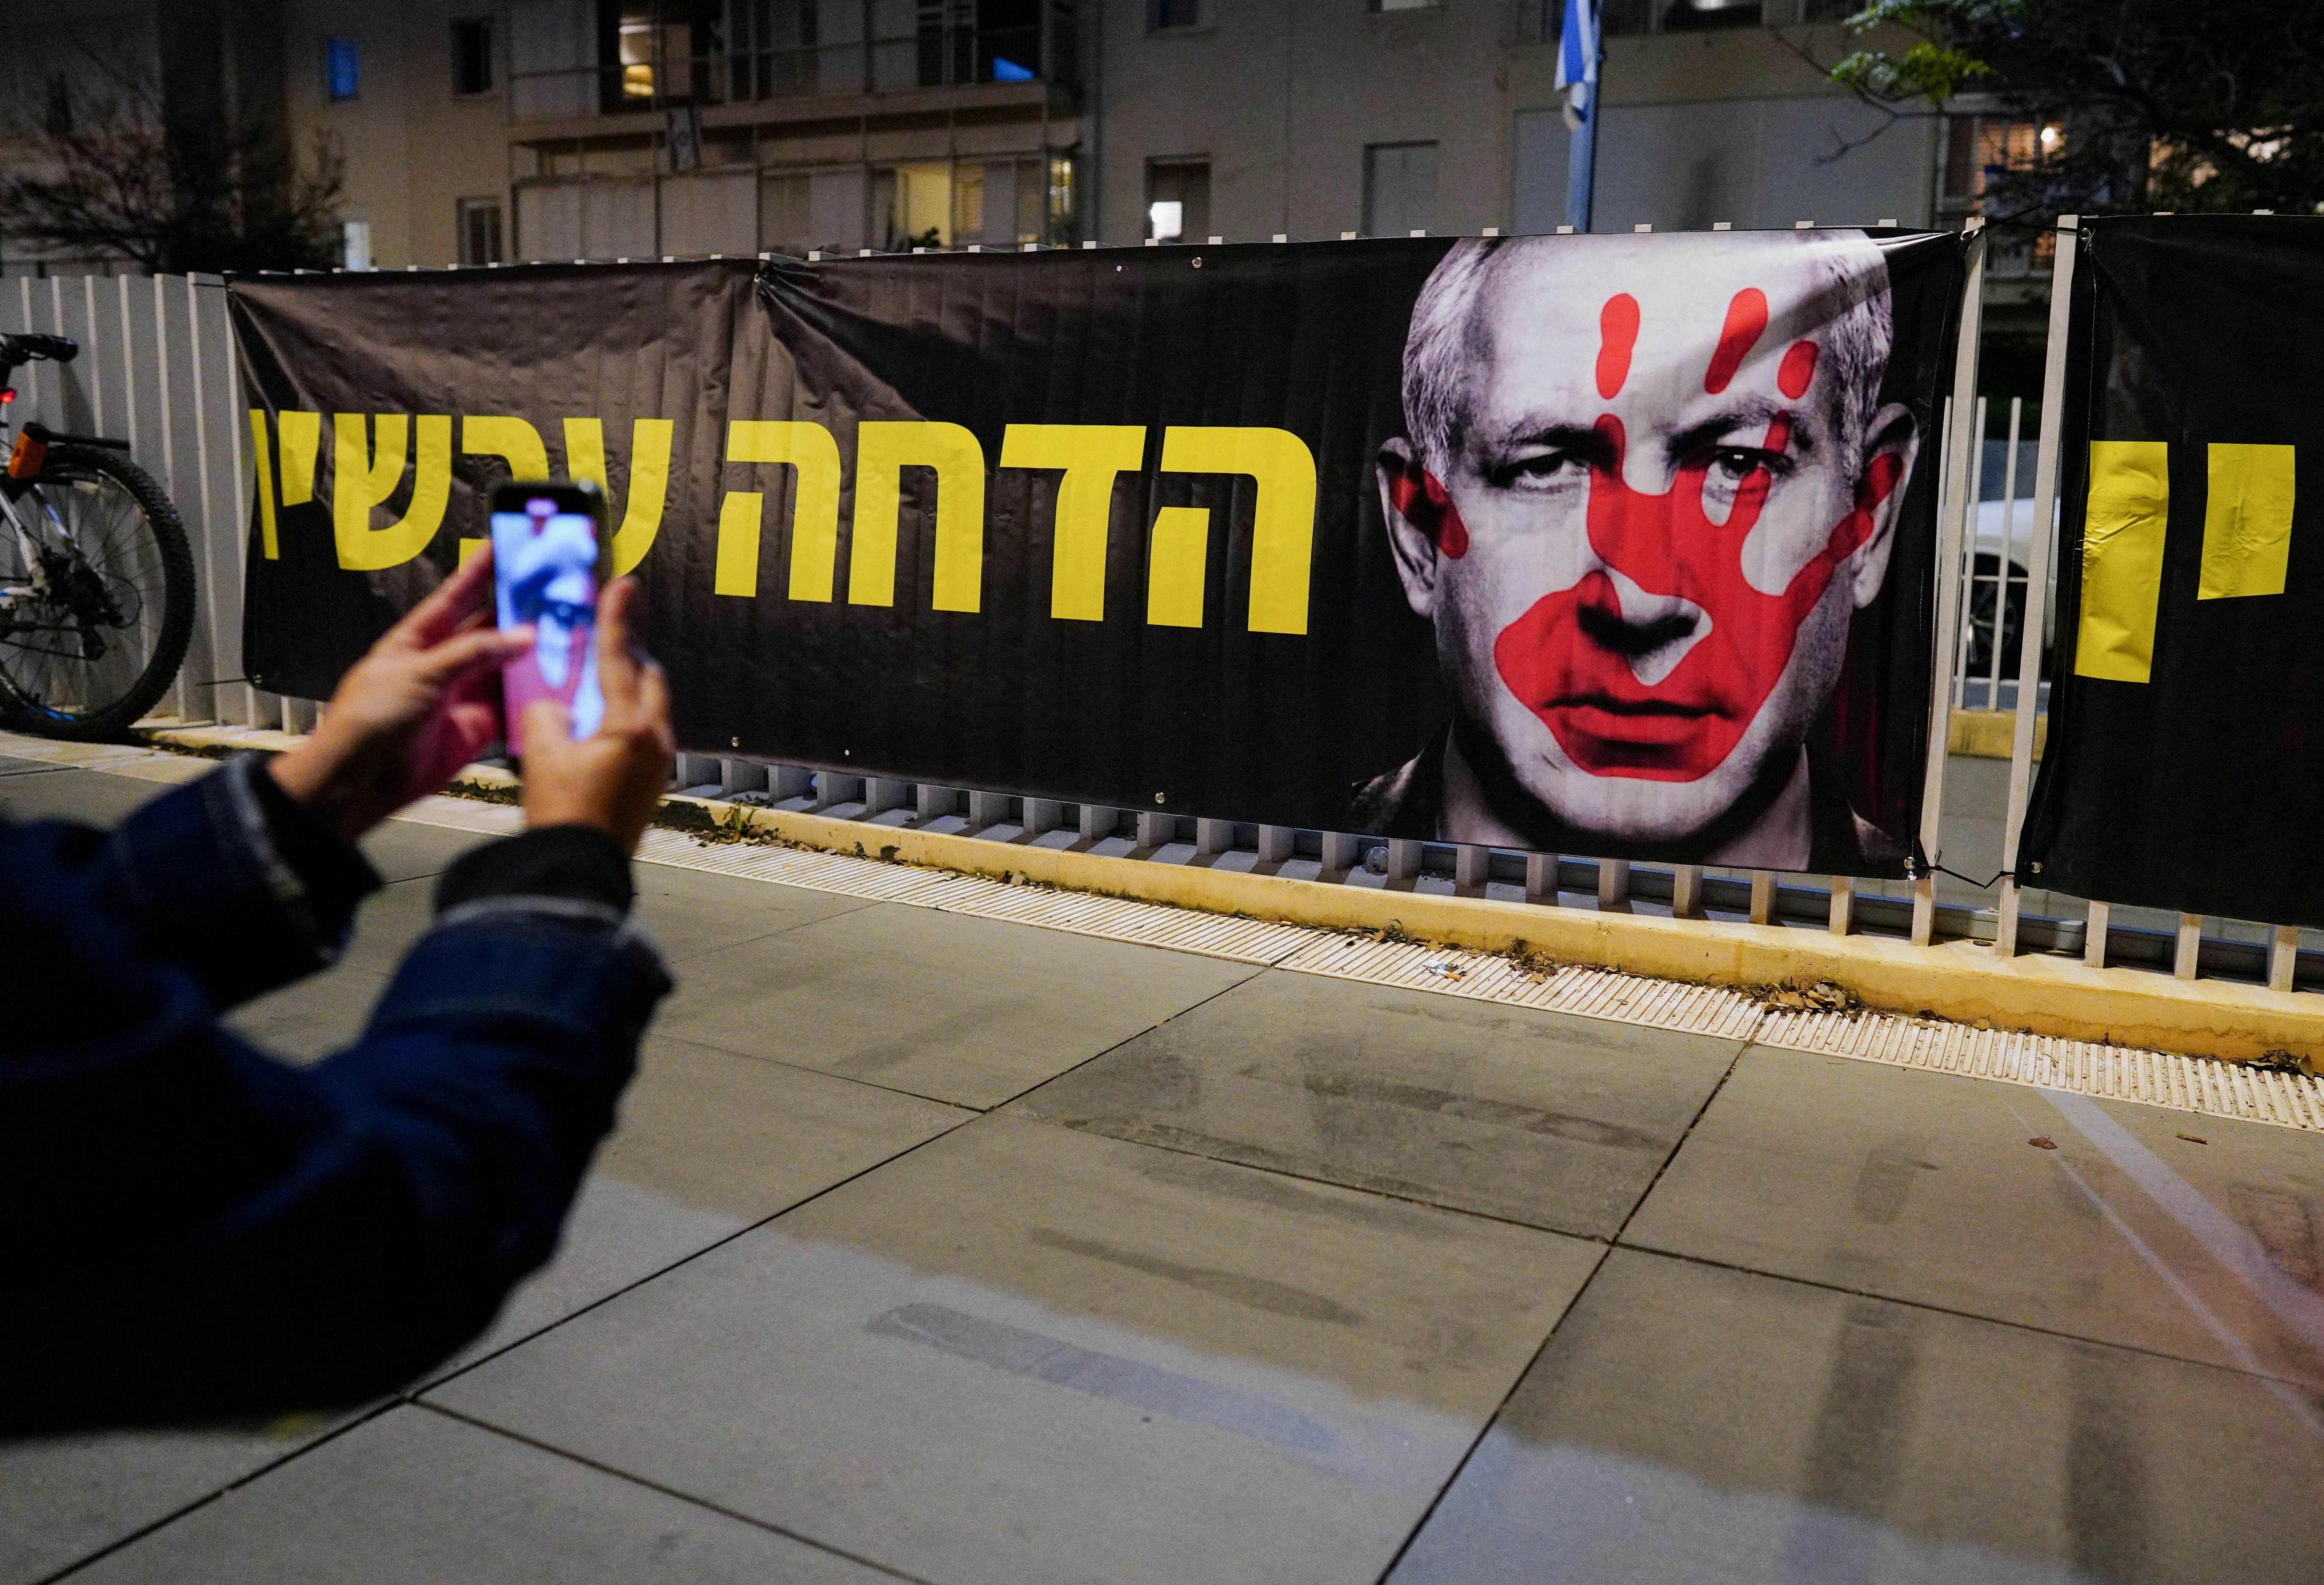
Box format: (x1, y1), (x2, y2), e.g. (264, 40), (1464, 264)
(1948, 707), (2046, 760)
(664, 794), (2321, 1068)
(113, 723), (2310, 1068)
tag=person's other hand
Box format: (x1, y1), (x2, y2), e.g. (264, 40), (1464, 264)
(269, 550), (530, 843)
(518, 578), (674, 853)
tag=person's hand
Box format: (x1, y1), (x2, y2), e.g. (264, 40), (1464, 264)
(518, 578), (674, 853)
(268, 550), (530, 843)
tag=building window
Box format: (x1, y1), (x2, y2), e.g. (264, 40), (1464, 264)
(1514, 0), (1560, 43)
(1369, 0), (1442, 11)
(1147, 159), (1209, 242)
(325, 38), (360, 102)
(453, 19), (495, 95)
(1939, 113), (2065, 278)
(1149, 0), (1203, 33)
(597, 1), (719, 112)
(458, 198), (505, 265)
(1364, 142), (1437, 237)
(1604, 0), (1764, 31)
(1660, 0), (1764, 27)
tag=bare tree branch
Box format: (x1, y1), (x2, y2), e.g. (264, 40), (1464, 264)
(0, 51), (343, 275)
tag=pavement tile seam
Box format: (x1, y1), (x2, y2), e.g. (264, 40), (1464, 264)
(1003, 1099), (1664, 1245)
(33, 1404), (401, 1585)
(641, 1030), (992, 1115)
(15, 733), (2320, 1132)
(1363, 1014), (1758, 1585)
(400, 1403), (935, 1585)
(1611, 1235), (2324, 1400)
(656, 943), (1268, 1115)
(412, 1102), (987, 1398)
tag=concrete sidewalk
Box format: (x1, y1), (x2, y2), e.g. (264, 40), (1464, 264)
(6, 760), (2323, 1584)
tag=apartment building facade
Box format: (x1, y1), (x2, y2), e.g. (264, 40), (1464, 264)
(5, 2), (2044, 285)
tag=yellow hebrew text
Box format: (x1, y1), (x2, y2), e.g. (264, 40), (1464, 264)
(277, 410), (321, 505)
(2198, 443), (2294, 602)
(564, 417), (675, 575)
(999, 424), (1149, 621)
(2077, 440), (2171, 684)
(725, 420), (843, 600)
(851, 421), (986, 612)
(715, 491), (764, 597)
(248, 411), (279, 560)
(1146, 506), (1210, 628)
(461, 414), (551, 482)
(333, 413), (452, 572)
(1157, 426), (1317, 635)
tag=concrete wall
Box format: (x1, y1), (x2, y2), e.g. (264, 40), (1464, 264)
(1594, 97), (1939, 233)
(1092, 1), (1937, 242)
(283, 0), (514, 269)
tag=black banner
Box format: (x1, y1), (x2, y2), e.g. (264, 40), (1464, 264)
(2022, 215), (2324, 925)
(235, 231), (1965, 875)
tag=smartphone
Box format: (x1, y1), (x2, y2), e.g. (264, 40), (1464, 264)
(489, 479), (611, 757)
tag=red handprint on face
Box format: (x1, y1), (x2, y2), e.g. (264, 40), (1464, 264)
(1476, 288), (1898, 783)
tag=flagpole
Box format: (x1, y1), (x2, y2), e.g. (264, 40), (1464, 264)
(1562, 0), (1601, 233)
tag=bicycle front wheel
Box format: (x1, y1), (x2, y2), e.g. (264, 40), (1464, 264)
(0, 444), (195, 740)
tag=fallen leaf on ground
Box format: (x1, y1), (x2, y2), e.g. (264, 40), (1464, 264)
(2177, 1133), (2208, 1145)
(2028, 1136), (2059, 1150)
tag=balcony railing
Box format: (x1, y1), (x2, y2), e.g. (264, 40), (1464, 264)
(511, 20), (1071, 123)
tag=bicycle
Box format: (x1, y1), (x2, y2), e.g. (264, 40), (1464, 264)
(0, 332), (194, 740)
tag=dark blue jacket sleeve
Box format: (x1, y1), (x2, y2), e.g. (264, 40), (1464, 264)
(1, 768), (670, 1434)
(71, 753), (382, 1010)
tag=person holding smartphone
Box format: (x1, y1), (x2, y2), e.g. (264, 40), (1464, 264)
(1, 542), (677, 1434)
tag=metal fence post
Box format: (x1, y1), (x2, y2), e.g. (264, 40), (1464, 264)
(1672, 863), (1705, 919)
(1386, 838), (1421, 880)
(1996, 217), (2078, 957)
(1525, 851), (1560, 903)
(1912, 219), (1988, 946)
(2269, 925), (2300, 993)
(2174, 913), (2202, 980)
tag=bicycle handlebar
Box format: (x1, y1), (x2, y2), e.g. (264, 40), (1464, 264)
(0, 333), (79, 371)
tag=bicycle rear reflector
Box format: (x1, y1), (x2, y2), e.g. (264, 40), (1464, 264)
(7, 431), (44, 479)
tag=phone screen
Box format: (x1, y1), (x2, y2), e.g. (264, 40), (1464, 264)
(492, 494), (604, 755)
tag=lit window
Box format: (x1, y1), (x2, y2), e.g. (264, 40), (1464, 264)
(325, 38), (360, 103)
(1146, 160), (1208, 242)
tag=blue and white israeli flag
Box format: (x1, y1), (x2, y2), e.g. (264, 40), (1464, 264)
(1556, 0), (1599, 129)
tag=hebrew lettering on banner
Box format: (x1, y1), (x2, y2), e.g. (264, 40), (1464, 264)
(233, 233), (1964, 876)
(2021, 215), (2324, 926)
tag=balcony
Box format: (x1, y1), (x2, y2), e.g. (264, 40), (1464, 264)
(510, 3), (1077, 125)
